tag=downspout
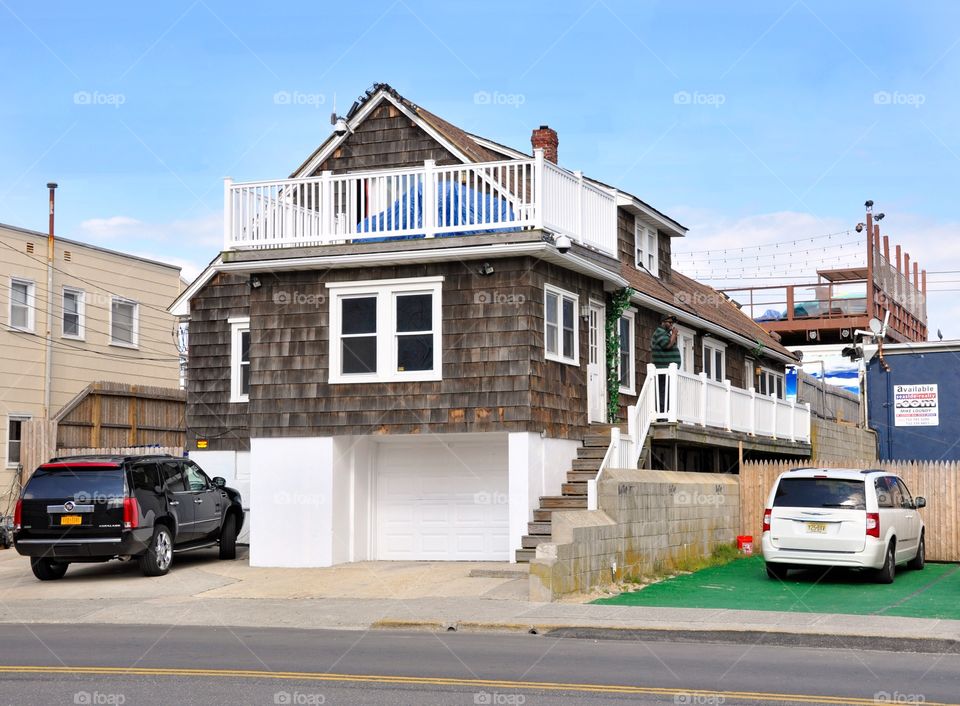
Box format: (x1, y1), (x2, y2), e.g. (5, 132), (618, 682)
(43, 182), (58, 419)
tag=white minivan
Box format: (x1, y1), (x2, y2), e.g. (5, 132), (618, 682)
(761, 468), (926, 583)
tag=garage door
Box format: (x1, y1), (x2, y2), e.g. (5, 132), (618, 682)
(375, 441), (509, 561)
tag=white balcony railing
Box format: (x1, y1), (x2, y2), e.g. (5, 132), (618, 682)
(223, 149), (618, 256)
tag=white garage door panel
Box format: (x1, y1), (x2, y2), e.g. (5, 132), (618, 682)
(376, 442), (509, 561)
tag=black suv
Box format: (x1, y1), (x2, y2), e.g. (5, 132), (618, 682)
(13, 454), (244, 580)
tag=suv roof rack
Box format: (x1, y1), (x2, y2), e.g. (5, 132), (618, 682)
(48, 453), (178, 463)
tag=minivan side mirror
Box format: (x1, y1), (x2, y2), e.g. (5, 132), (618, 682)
(915, 497), (926, 509)
(212, 477), (227, 488)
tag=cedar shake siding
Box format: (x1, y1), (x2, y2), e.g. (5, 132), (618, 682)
(186, 272), (251, 451)
(185, 258), (603, 445)
(310, 102), (459, 174)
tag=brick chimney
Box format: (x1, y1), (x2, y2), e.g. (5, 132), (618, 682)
(531, 125), (558, 164)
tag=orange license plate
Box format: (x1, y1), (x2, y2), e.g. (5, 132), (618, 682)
(59, 515), (82, 526)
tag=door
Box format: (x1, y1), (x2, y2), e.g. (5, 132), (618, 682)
(375, 441), (509, 561)
(182, 460), (223, 542)
(159, 460), (194, 541)
(894, 478), (921, 557)
(587, 300), (606, 423)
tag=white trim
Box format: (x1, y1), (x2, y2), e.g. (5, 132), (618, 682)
(230, 317), (251, 403)
(758, 366), (785, 399)
(61, 286), (85, 340)
(702, 337), (727, 382)
(544, 284), (579, 365)
(745, 356), (757, 391)
(615, 193), (688, 236)
(109, 297), (139, 349)
(675, 324), (696, 374)
(327, 276), (443, 384)
(618, 309), (636, 395)
(8, 277), (35, 333)
(6, 413), (31, 469)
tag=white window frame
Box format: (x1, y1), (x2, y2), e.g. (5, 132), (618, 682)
(675, 324), (696, 374)
(634, 222), (659, 277)
(617, 309), (636, 395)
(6, 414), (31, 468)
(544, 284), (579, 366)
(229, 317), (251, 403)
(109, 297), (139, 348)
(702, 338), (727, 382)
(61, 286), (85, 340)
(327, 276), (444, 384)
(745, 357), (756, 391)
(9, 278), (36, 333)
(758, 366), (785, 399)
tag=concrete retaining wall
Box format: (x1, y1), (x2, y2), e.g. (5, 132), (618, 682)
(529, 469), (739, 601)
(811, 417), (877, 462)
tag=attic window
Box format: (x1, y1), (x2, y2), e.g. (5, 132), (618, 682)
(25, 243), (34, 254)
(635, 222), (659, 277)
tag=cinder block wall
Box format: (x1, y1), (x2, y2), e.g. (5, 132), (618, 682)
(811, 418), (878, 462)
(529, 469), (739, 601)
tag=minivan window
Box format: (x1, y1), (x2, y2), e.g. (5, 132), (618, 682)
(773, 478), (866, 510)
(23, 468), (124, 501)
(896, 479), (915, 508)
(875, 477), (896, 508)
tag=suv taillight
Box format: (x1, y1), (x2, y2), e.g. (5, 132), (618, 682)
(763, 508), (772, 533)
(866, 512), (880, 538)
(123, 498), (140, 530)
(13, 499), (22, 531)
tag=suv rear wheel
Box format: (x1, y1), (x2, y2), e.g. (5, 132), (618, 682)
(140, 526), (173, 577)
(31, 558), (68, 581)
(875, 541), (896, 584)
(908, 533), (925, 571)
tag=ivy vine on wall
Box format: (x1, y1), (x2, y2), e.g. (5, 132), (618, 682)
(605, 287), (635, 423)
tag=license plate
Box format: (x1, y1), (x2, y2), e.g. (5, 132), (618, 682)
(806, 522), (827, 534)
(59, 515), (82, 526)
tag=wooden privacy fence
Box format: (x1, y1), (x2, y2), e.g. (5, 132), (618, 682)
(740, 459), (960, 562)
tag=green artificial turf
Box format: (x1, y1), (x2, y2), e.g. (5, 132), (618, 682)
(594, 556), (960, 619)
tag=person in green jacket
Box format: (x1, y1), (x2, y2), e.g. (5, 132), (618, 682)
(651, 315), (681, 414)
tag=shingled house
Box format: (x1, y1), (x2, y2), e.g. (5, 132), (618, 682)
(170, 83), (810, 566)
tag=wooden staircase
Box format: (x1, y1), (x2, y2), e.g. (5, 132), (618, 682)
(515, 426), (617, 563)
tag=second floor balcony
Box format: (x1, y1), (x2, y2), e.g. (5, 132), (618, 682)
(223, 151), (619, 257)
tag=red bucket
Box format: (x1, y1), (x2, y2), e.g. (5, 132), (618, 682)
(737, 535), (754, 555)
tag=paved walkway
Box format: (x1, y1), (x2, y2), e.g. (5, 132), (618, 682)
(2, 548), (958, 647)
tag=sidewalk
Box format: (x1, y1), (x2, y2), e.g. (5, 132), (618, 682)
(2, 548), (958, 649)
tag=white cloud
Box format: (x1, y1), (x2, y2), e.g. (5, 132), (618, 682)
(671, 209), (960, 340)
(79, 215), (144, 238)
(79, 212), (222, 247)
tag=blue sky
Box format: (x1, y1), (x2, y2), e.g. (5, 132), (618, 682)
(2, 1), (958, 334)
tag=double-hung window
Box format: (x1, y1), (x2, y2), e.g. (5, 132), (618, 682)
(230, 317), (251, 402)
(328, 276), (443, 383)
(702, 339), (727, 382)
(9, 278), (35, 332)
(110, 297), (139, 347)
(544, 285), (578, 365)
(6, 415), (30, 468)
(62, 287), (85, 339)
(618, 309), (635, 394)
(635, 223), (659, 276)
(758, 367), (785, 399)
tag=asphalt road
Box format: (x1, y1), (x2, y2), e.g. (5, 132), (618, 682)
(0, 624), (956, 706)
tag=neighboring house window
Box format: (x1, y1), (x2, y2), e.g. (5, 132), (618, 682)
(635, 223), (659, 276)
(675, 325), (695, 373)
(702, 339), (727, 382)
(110, 297), (139, 347)
(618, 310), (635, 394)
(544, 284), (579, 365)
(6, 415), (30, 468)
(758, 367), (785, 399)
(327, 276), (443, 383)
(229, 317), (251, 402)
(62, 287), (85, 339)
(9, 278), (35, 332)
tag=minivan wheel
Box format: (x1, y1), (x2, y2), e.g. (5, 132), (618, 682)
(139, 526), (173, 577)
(30, 558), (68, 581)
(875, 542), (896, 584)
(765, 562), (790, 580)
(219, 513), (237, 561)
(908, 533), (925, 571)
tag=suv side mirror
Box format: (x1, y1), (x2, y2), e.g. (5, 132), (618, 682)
(212, 477), (227, 488)
(915, 497), (926, 509)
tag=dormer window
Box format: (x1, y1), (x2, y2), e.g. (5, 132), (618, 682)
(635, 222), (659, 276)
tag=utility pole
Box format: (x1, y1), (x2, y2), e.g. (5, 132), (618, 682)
(43, 182), (57, 419)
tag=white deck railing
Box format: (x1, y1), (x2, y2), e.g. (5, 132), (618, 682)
(223, 149), (618, 256)
(587, 363), (812, 510)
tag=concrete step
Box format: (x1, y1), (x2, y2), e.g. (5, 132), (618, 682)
(515, 548), (536, 563)
(521, 534), (552, 549)
(527, 521), (552, 535)
(572, 458), (602, 471)
(561, 482), (587, 496)
(540, 495), (588, 510)
(576, 445), (607, 459)
(567, 470), (599, 482)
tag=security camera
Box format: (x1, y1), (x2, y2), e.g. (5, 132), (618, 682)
(555, 234), (572, 254)
(333, 117), (349, 136)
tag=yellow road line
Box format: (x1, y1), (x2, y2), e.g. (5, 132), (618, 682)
(0, 665), (954, 705)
